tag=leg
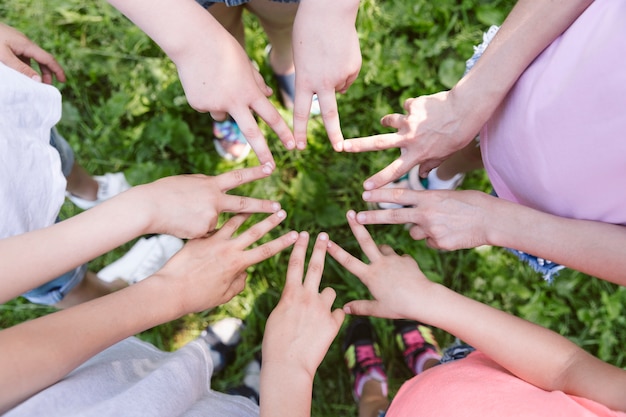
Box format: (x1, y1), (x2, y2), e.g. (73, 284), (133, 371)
(207, 3), (246, 47)
(54, 271), (126, 309)
(359, 380), (390, 417)
(436, 139), (483, 181)
(65, 162), (98, 201)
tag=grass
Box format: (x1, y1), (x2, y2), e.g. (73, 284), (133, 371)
(2, 0), (625, 415)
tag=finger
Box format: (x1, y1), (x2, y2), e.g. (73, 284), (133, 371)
(317, 91), (344, 152)
(354, 207), (416, 225)
(346, 210), (382, 262)
(219, 195), (281, 215)
(210, 111), (228, 122)
(251, 98), (296, 153)
(326, 238), (368, 279)
(378, 244), (398, 256)
(223, 271), (249, 302)
(285, 231), (310, 289)
(380, 113), (407, 129)
(320, 286), (337, 307)
(244, 229), (299, 268)
(303, 232), (329, 291)
(342, 132), (402, 153)
(292, 87), (313, 151)
(235, 210), (287, 248)
(361, 188), (421, 208)
(331, 308), (346, 327)
(408, 225), (427, 241)
(4, 55), (40, 81)
(363, 157), (414, 191)
(216, 213), (252, 238)
(343, 300), (382, 317)
(215, 163), (274, 192)
(229, 109), (276, 166)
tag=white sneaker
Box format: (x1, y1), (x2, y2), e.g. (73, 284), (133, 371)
(97, 234), (184, 284)
(67, 172), (131, 210)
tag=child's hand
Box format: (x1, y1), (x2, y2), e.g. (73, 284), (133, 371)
(292, 0), (361, 151)
(262, 232), (345, 378)
(153, 210), (297, 314)
(356, 189), (497, 250)
(131, 164), (282, 239)
(327, 210), (436, 321)
(342, 91), (481, 190)
(0, 23), (66, 84)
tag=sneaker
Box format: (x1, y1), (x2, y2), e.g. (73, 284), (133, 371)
(199, 317), (245, 373)
(97, 234), (184, 284)
(342, 317), (388, 401)
(213, 118), (251, 162)
(393, 319), (442, 375)
(67, 172), (131, 210)
(226, 353), (262, 404)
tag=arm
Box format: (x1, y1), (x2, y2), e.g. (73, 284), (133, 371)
(0, 211), (298, 413)
(106, 0), (296, 165)
(260, 232), (345, 417)
(342, 0), (594, 189)
(354, 188), (626, 286)
(327, 211), (626, 412)
(0, 164), (281, 302)
(291, 0), (361, 151)
(0, 22), (65, 83)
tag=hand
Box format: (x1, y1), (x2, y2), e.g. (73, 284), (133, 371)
(154, 210), (298, 314)
(0, 23), (65, 84)
(291, 0), (361, 151)
(356, 188), (498, 250)
(174, 34), (295, 166)
(131, 164), (281, 239)
(263, 231), (345, 377)
(342, 91), (482, 190)
(327, 210), (435, 320)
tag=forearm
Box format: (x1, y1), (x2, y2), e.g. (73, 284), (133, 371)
(418, 283), (626, 411)
(486, 199), (626, 285)
(451, 0), (593, 124)
(259, 363), (313, 417)
(0, 276), (181, 413)
(0, 188), (151, 302)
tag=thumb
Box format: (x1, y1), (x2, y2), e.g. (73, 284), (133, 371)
(5, 55), (41, 82)
(343, 300), (379, 317)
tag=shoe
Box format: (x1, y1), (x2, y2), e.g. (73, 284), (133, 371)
(66, 172), (131, 210)
(342, 318), (388, 401)
(213, 118), (251, 162)
(200, 317), (245, 373)
(97, 234), (184, 284)
(226, 353), (261, 404)
(265, 44), (320, 116)
(393, 319), (442, 375)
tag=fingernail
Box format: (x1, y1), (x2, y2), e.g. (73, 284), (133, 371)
(286, 140), (295, 150)
(362, 191), (371, 200)
(364, 181), (374, 191)
(318, 232), (328, 241)
(297, 141), (306, 150)
(31, 74), (42, 83)
(347, 210), (356, 219)
(290, 231), (299, 240)
(300, 231), (309, 239)
(343, 141), (352, 151)
(356, 212), (366, 223)
(271, 202), (281, 211)
(333, 142), (343, 152)
(277, 210), (286, 219)
(262, 163), (273, 175)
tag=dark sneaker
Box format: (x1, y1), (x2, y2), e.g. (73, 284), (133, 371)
(342, 318), (388, 401)
(393, 319), (442, 375)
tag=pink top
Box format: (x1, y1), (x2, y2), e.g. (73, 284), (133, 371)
(386, 351), (626, 417)
(480, 0), (626, 225)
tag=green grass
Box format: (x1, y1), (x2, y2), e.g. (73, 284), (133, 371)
(2, 0), (625, 415)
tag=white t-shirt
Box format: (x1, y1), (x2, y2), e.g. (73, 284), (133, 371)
(5, 337), (259, 417)
(0, 63), (66, 238)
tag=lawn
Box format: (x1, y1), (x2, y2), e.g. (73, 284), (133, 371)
(2, 0), (625, 415)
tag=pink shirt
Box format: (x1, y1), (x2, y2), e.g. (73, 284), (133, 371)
(387, 352), (626, 417)
(481, 0), (626, 225)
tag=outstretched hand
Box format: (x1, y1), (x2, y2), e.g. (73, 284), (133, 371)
(342, 91), (481, 190)
(127, 164), (281, 239)
(291, 0), (361, 151)
(356, 188), (498, 250)
(0, 22), (65, 84)
(154, 211), (298, 315)
(263, 231), (345, 378)
(327, 210), (436, 321)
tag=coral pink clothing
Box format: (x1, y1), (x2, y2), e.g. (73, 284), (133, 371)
(481, 0), (626, 225)
(386, 351), (626, 417)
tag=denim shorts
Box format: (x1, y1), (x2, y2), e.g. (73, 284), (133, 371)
(21, 260), (87, 305)
(49, 127), (75, 177)
(197, 0), (298, 8)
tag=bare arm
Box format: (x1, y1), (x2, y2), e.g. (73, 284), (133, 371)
(328, 211), (626, 412)
(0, 212), (298, 413)
(343, 0), (594, 188)
(0, 165), (281, 303)
(355, 188), (626, 286)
